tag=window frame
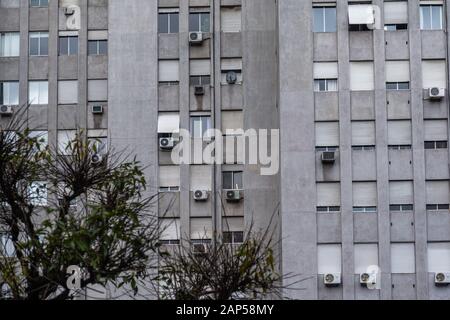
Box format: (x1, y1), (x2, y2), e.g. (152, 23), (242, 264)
(314, 78), (338, 92)
(189, 12), (211, 33)
(58, 36), (78, 56)
(313, 6), (337, 33)
(158, 12), (179, 34)
(222, 171), (243, 190)
(190, 115), (212, 139)
(29, 32), (49, 56)
(420, 4), (443, 30)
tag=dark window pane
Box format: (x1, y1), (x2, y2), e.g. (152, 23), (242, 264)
(313, 8), (324, 32)
(30, 0), (39, 6)
(30, 37), (39, 55)
(201, 13), (210, 32)
(324, 7), (336, 32)
(88, 40), (97, 55)
(438, 204), (450, 210)
(98, 40), (107, 54)
(233, 172), (243, 189)
(390, 205), (401, 211)
(398, 82), (410, 90)
(427, 204), (437, 210)
(386, 82), (397, 90)
(69, 37), (78, 55)
(329, 206), (340, 212)
(424, 141), (435, 149)
(189, 13), (199, 32)
(201, 76), (210, 86)
(233, 232), (244, 243)
(40, 0), (48, 6)
(223, 232), (232, 244)
(436, 141), (448, 149)
(158, 13), (168, 33)
(59, 37), (68, 55)
(317, 207), (328, 212)
(40, 36), (48, 55)
(222, 172), (233, 189)
(403, 204), (414, 211)
(319, 79), (326, 91)
(190, 76), (200, 86)
(170, 13), (179, 33)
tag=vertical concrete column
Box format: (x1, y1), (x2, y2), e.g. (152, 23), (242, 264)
(278, 0), (317, 299)
(409, 0), (429, 299)
(336, 1), (354, 300)
(47, 0), (59, 146)
(19, 0), (29, 114)
(179, 0), (190, 242)
(77, 0), (87, 129)
(373, 0), (391, 300)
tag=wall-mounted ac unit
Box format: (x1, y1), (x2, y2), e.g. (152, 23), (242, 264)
(91, 105), (104, 114)
(429, 87), (445, 100)
(91, 153), (103, 165)
(324, 273), (341, 286)
(226, 190), (242, 202)
(360, 272), (377, 286)
(226, 71), (238, 84)
(435, 272), (450, 285)
(189, 32), (204, 44)
(321, 151), (336, 164)
(192, 243), (208, 254)
(159, 137), (175, 150)
(193, 190), (209, 201)
(0, 105), (13, 116)
(194, 85), (205, 96)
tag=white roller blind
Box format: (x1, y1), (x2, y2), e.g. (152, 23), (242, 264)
(388, 121), (412, 145)
(222, 217), (244, 232)
(353, 182), (377, 206)
(158, 113), (180, 133)
(159, 166), (180, 188)
(350, 62), (374, 91)
(314, 62), (338, 79)
(426, 181), (449, 204)
(390, 181), (414, 204)
(352, 121), (375, 146)
(190, 165), (212, 191)
(88, 80), (107, 101)
(385, 61), (410, 82)
(221, 7), (242, 33)
(354, 244), (379, 274)
(349, 5), (375, 25)
(160, 219), (181, 240)
(222, 58), (242, 71)
(317, 183), (341, 207)
(58, 81), (78, 104)
(318, 244), (342, 274)
(424, 120), (448, 141)
(190, 59), (211, 76)
(222, 111), (244, 132)
(315, 122), (340, 147)
(428, 243), (450, 273)
(391, 243), (416, 274)
(88, 30), (108, 40)
(384, 2), (408, 24)
(422, 60), (447, 89)
(191, 218), (213, 239)
(159, 60), (180, 82)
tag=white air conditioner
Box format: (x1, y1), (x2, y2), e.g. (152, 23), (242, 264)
(429, 87), (445, 100)
(324, 273), (341, 286)
(189, 32), (204, 44)
(360, 272), (377, 286)
(91, 105), (104, 114)
(321, 151), (336, 164)
(435, 272), (450, 285)
(194, 85), (205, 96)
(0, 105), (13, 116)
(91, 153), (103, 165)
(193, 190), (209, 201)
(226, 190), (242, 202)
(159, 137), (175, 150)
(64, 7), (75, 16)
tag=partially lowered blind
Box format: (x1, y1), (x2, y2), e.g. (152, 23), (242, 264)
(390, 181), (414, 204)
(222, 58), (242, 71)
(384, 2), (408, 24)
(221, 7), (242, 33)
(314, 62), (338, 79)
(190, 59), (211, 76)
(424, 120), (448, 141)
(315, 122), (340, 147)
(422, 60), (447, 89)
(191, 218), (213, 239)
(426, 180), (449, 204)
(317, 183), (341, 207)
(318, 244), (342, 274)
(160, 219), (180, 240)
(388, 121), (412, 145)
(350, 62), (374, 91)
(353, 182), (377, 206)
(159, 166), (180, 188)
(386, 60), (410, 82)
(352, 121), (375, 146)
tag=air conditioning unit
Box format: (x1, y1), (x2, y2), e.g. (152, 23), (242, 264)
(193, 190), (209, 201)
(435, 272), (450, 285)
(91, 153), (103, 165)
(91, 105), (104, 114)
(321, 151), (336, 164)
(429, 87), (445, 100)
(226, 190), (242, 202)
(159, 137), (175, 150)
(0, 105), (13, 116)
(189, 32), (204, 44)
(324, 273), (341, 286)
(194, 85), (205, 96)
(226, 71), (238, 85)
(64, 7), (75, 16)
(360, 272), (377, 286)
(192, 243), (208, 254)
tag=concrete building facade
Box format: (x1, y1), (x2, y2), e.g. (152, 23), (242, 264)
(1, 0), (450, 300)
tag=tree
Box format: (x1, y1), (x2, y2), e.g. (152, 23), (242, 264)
(0, 109), (160, 300)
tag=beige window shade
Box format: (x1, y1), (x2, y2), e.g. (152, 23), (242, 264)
(158, 113), (180, 133)
(314, 62), (338, 79)
(159, 60), (179, 82)
(424, 120), (448, 141)
(221, 7), (242, 33)
(222, 58), (242, 71)
(190, 59), (211, 76)
(391, 243), (415, 274)
(353, 182), (377, 206)
(159, 166), (180, 188)
(88, 80), (107, 101)
(390, 181), (414, 204)
(354, 244), (378, 274)
(428, 243), (450, 273)
(222, 111), (244, 132)
(384, 2), (408, 24)
(88, 30), (108, 40)
(317, 183), (341, 207)
(352, 121), (375, 146)
(58, 80), (78, 104)
(426, 180), (449, 204)
(190, 165), (212, 191)
(350, 62), (374, 91)
(191, 218), (213, 239)
(318, 244), (342, 274)
(160, 219), (180, 240)
(388, 121), (412, 145)
(386, 61), (410, 82)
(422, 60), (447, 89)
(315, 122), (340, 147)
(222, 217), (244, 232)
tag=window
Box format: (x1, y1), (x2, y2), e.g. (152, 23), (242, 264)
(88, 40), (107, 55)
(388, 145), (411, 150)
(222, 171), (243, 190)
(28, 81), (48, 105)
(390, 181), (414, 212)
(191, 116), (211, 139)
(313, 7), (336, 32)
(352, 121), (375, 147)
(426, 180), (449, 211)
(29, 32), (48, 56)
(30, 0), (48, 7)
(58, 80), (78, 104)
(190, 75), (210, 86)
(159, 166), (180, 190)
(221, 7), (242, 33)
(58, 130), (76, 155)
(315, 122), (339, 147)
(317, 206), (341, 213)
(352, 146), (375, 151)
(384, 1), (408, 31)
(0, 234), (14, 257)
(318, 244), (341, 274)
(420, 4), (443, 30)
(314, 62), (338, 92)
(354, 244), (378, 274)
(428, 243), (450, 273)
(158, 113), (180, 137)
(384, 24), (408, 31)
(353, 206), (377, 213)
(353, 182), (377, 212)
(0, 82), (19, 105)
(159, 218), (180, 244)
(159, 60), (179, 84)
(388, 121), (412, 147)
(425, 141), (448, 149)
(59, 36), (78, 56)
(390, 204), (414, 212)
(391, 243), (415, 274)
(317, 182), (340, 212)
(314, 79), (338, 92)
(223, 231), (244, 244)
(88, 130), (108, 155)
(189, 12), (210, 32)
(427, 204), (450, 211)
(0, 32), (20, 57)
(29, 181), (47, 206)
(28, 131), (48, 151)
(316, 146), (339, 152)
(386, 61), (410, 90)
(422, 60), (446, 89)
(88, 80), (107, 101)
(158, 12), (179, 33)
(386, 82), (410, 90)
(191, 218), (213, 241)
(350, 62), (374, 91)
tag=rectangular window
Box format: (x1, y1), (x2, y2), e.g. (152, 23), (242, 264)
(189, 12), (210, 32)
(0, 82), (19, 105)
(420, 5), (443, 30)
(59, 36), (78, 56)
(318, 244), (342, 274)
(384, 24), (408, 31)
(0, 32), (20, 57)
(28, 81), (48, 105)
(422, 60), (447, 89)
(388, 120), (412, 146)
(391, 243), (416, 274)
(190, 75), (210, 86)
(223, 231), (244, 244)
(425, 141), (448, 150)
(30, 0), (48, 7)
(0, 234), (15, 257)
(88, 40), (107, 55)
(314, 79), (338, 92)
(158, 12), (179, 34)
(159, 166), (180, 189)
(317, 182), (341, 209)
(221, 7), (242, 33)
(159, 60), (179, 83)
(350, 62), (374, 91)
(384, 1), (408, 30)
(428, 243), (450, 273)
(353, 182), (377, 209)
(426, 180), (449, 209)
(159, 218), (181, 243)
(58, 80), (78, 104)
(222, 171), (243, 190)
(352, 121), (376, 147)
(313, 7), (336, 32)
(191, 116), (211, 139)
(29, 32), (48, 56)
(29, 181), (47, 206)
(354, 244), (378, 274)
(386, 82), (410, 90)
(315, 122), (339, 147)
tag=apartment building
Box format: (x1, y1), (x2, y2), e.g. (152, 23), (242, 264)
(1, 0), (450, 300)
